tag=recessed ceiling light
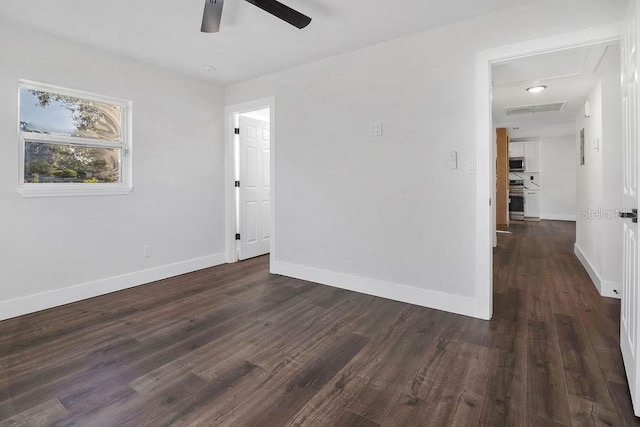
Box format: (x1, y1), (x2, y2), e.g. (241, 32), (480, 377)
(526, 85), (547, 93)
(203, 64), (216, 72)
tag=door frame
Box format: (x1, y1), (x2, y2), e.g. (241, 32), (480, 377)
(224, 97), (275, 267)
(474, 23), (621, 320)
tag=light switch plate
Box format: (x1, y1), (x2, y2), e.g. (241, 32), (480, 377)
(369, 122), (382, 137)
(449, 150), (458, 169)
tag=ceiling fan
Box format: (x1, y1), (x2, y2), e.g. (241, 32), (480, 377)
(201, 0), (312, 33)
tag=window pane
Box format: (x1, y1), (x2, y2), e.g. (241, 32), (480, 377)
(24, 141), (121, 184)
(20, 88), (122, 141)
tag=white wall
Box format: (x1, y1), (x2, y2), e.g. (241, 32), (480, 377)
(0, 21), (226, 319)
(575, 74), (623, 298)
(540, 136), (577, 221)
(225, 1), (625, 318)
(601, 74), (623, 286)
(504, 121), (577, 140)
(576, 82), (604, 286)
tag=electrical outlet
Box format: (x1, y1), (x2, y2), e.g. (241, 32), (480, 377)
(143, 245), (151, 258)
(369, 122), (382, 137)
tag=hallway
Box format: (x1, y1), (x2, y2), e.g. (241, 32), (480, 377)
(493, 220), (637, 425)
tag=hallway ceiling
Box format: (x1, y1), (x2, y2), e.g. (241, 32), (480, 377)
(0, 0), (545, 85)
(492, 42), (621, 134)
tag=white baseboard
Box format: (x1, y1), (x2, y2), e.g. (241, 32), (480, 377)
(600, 280), (622, 299)
(541, 214), (577, 221)
(272, 260), (480, 318)
(0, 253), (226, 321)
(574, 243), (621, 299)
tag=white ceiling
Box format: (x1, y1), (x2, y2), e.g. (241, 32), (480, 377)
(0, 0), (539, 85)
(492, 42), (621, 134)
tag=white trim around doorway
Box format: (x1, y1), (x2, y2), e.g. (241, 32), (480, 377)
(224, 97), (276, 268)
(474, 23), (622, 320)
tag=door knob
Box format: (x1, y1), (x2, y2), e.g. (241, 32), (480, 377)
(619, 209), (638, 223)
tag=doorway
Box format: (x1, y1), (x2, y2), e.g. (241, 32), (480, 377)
(478, 25), (636, 419)
(474, 24), (621, 319)
(224, 98), (275, 264)
(493, 41), (622, 296)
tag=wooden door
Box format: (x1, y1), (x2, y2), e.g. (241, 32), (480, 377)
(238, 116), (271, 260)
(620, 0), (640, 416)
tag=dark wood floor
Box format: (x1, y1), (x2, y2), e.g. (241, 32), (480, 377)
(0, 221), (638, 426)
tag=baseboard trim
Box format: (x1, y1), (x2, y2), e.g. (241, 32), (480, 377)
(272, 260), (480, 318)
(541, 214), (577, 221)
(600, 280), (622, 299)
(573, 243), (621, 299)
(0, 253), (226, 321)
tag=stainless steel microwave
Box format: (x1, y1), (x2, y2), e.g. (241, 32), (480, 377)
(509, 157), (525, 172)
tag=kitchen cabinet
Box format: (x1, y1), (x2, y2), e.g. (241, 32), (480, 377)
(524, 140), (540, 172)
(509, 141), (524, 158)
(509, 140), (540, 171)
(524, 190), (540, 219)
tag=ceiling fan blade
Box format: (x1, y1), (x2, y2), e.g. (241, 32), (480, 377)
(245, 0), (311, 29)
(201, 0), (224, 33)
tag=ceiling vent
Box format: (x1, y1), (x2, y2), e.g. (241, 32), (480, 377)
(506, 101), (566, 115)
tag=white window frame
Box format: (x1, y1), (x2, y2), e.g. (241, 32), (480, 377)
(17, 80), (133, 198)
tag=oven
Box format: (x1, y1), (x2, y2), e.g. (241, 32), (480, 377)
(509, 190), (525, 220)
(509, 179), (525, 220)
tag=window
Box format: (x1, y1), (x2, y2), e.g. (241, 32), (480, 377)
(18, 80), (132, 197)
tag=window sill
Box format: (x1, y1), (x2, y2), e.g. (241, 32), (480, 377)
(17, 184), (133, 198)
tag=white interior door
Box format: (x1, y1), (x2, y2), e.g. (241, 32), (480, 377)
(238, 116), (270, 260)
(620, 0), (640, 416)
